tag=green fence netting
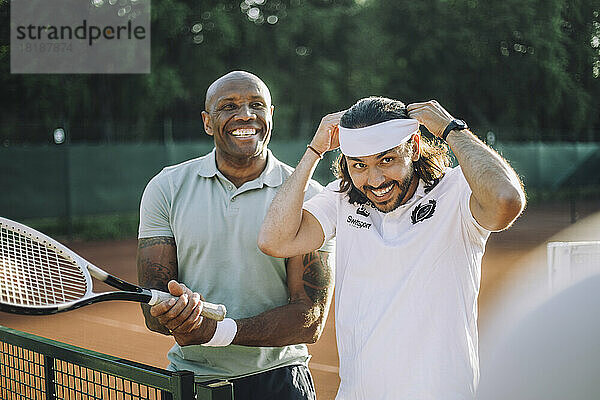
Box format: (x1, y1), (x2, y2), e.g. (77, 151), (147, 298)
(1, 141), (599, 220)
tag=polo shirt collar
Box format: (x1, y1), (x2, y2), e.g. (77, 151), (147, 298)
(196, 148), (283, 188)
(260, 149), (284, 188)
(197, 148), (219, 178)
(413, 178), (427, 200)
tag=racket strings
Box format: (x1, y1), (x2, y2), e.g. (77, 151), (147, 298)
(0, 226), (88, 306)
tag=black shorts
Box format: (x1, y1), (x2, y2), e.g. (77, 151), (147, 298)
(230, 364), (316, 400)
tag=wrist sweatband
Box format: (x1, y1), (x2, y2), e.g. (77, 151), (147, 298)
(201, 318), (237, 347)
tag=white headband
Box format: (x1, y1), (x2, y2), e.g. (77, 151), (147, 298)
(338, 119), (420, 157)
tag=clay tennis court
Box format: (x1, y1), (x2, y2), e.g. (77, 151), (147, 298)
(1, 200), (599, 399)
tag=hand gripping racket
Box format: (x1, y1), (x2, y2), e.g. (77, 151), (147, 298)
(0, 217), (226, 321)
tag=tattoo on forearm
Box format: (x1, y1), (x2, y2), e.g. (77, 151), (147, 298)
(139, 261), (177, 290)
(138, 236), (175, 249)
(137, 237), (177, 290)
(137, 237), (177, 335)
(302, 252), (332, 304)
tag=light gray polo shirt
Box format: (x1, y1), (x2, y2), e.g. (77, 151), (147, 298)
(138, 148), (329, 380)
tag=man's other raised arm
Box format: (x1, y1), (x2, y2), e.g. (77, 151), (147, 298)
(408, 101), (525, 231)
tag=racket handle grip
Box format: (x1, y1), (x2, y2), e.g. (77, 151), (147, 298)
(200, 302), (227, 322)
(148, 290), (227, 321)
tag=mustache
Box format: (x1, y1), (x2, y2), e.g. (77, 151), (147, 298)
(363, 181), (397, 192)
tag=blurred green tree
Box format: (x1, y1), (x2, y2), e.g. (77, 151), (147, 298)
(344, 0), (600, 141)
(0, 0), (598, 143)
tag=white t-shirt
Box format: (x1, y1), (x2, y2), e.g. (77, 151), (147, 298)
(303, 167), (490, 400)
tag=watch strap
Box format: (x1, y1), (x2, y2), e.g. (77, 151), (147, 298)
(441, 119), (468, 141)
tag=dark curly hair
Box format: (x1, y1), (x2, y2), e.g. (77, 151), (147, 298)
(333, 97), (451, 205)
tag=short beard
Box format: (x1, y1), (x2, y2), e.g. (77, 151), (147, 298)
(365, 169), (416, 213)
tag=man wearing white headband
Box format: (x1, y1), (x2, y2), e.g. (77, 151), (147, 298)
(259, 97), (525, 399)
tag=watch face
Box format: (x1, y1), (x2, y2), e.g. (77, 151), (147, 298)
(455, 119), (468, 130)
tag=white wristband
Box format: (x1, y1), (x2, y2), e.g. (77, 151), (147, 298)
(201, 318), (237, 347)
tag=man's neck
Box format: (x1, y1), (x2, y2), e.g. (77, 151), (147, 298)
(215, 149), (268, 188)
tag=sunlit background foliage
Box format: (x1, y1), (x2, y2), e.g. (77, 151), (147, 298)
(1, 0), (599, 144)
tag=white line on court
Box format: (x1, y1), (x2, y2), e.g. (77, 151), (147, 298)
(79, 314), (148, 333)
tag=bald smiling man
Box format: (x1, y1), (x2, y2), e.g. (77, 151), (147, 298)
(136, 71), (335, 400)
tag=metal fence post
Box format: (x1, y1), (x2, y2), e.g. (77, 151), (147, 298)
(43, 355), (56, 399)
(194, 380), (234, 400)
(171, 370), (195, 400)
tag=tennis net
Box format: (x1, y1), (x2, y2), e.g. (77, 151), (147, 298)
(0, 325), (233, 399)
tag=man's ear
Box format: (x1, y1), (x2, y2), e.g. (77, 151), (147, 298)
(411, 134), (421, 162)
(201, 111), (213, 136)
(270, 105), (274, 117)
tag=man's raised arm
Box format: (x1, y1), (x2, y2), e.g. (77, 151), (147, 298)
(258, 111), (345, 258)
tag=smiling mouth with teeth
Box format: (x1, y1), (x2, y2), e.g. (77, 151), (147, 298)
(370, 183), (395, 197)
(230, 128), (257, 138)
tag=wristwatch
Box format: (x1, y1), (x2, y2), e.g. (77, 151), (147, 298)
(441, 119), (468, 141)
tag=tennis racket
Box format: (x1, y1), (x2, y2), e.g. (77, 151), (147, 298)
(0, 217), (226, 321)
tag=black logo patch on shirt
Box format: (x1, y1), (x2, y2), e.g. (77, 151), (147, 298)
(356, 204), (370, 217)
(411, 199), (436, 224)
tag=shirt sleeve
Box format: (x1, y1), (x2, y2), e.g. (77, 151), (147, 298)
(454, 167), (492, 236)
(138, 172), (174, 238)
(303, 180), (340, 246)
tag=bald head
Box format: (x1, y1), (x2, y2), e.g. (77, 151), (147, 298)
(205, 71), (272, 111)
